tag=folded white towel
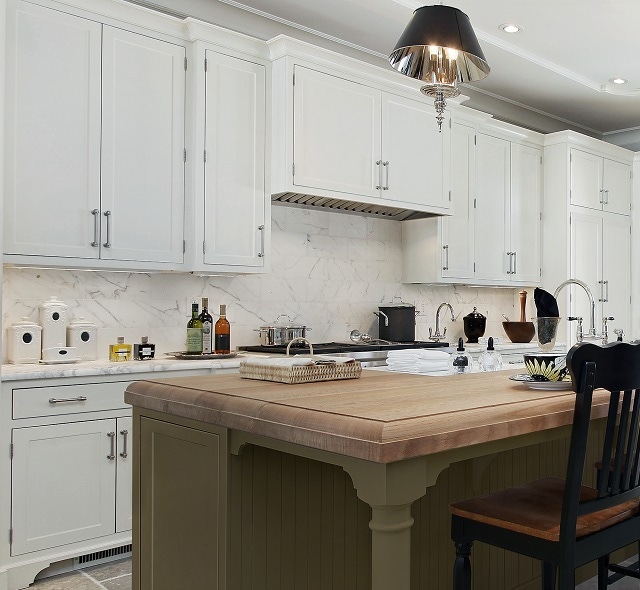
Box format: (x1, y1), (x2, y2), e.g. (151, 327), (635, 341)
(241, 356), (314, 368)
(386, 349), (450, 361)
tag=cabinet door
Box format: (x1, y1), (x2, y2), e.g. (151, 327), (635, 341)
(382, 94), (448, 209)
(570, 149), (603, 211)
(603, 158), (631, 216)
(570, 210), (603, 346)
(441, 123), (475, 280)
(203, 51), (266, 267)
(474, 134), (510, 282)
(101, 27), (186, 264)
(4, 3), (101, 259)
(602, 215), (631, 337)
(293, 66), (381, 197)
(510, 144), (542, 284)
(11, 420), (116, 555)
(139, 417), (223, 590)
(116, 416), (133, 533)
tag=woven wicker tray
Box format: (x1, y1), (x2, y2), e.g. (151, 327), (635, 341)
(239, 338), (362, 384)
(239, 361), (362, 384)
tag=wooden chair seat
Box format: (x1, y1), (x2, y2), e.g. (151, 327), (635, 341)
(450, 476), (639, 542)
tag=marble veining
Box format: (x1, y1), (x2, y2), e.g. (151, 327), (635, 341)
(2, 207), (531, 361)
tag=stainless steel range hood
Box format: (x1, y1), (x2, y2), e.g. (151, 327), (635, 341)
(271, 192), (440, 221)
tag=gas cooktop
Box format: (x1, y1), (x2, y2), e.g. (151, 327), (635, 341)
(239, 341), (450, 355)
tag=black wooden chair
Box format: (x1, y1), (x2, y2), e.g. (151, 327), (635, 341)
(449, 341), (640, 589)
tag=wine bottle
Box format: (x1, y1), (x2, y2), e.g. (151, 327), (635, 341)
(186, 302), (203, 354)
(199, 297), (213, 354)
(214, 304), (230, 354)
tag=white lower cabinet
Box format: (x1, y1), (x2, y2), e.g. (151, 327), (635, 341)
(0, 368), (210, 590)
(11, 417), (130, 555)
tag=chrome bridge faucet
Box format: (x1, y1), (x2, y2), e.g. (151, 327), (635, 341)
(554, 279), (598, 339)
(429, 302), (455, 342)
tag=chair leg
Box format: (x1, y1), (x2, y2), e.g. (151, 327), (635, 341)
(453, 541), (472, 590)
(597, 554), (610, 589)
(542, 561), (556, 590)
(558, 564), (575, 590)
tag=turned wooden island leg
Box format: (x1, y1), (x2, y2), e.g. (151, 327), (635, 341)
(369, 504), (415, 590)
(343, 454), (452, 590)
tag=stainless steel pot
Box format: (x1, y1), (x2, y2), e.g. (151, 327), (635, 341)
(255, 315), (311, 346)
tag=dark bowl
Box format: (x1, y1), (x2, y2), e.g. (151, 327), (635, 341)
(502, 321), (535, 343)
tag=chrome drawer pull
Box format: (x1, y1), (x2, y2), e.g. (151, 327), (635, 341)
(103, 210), (112, 248)
(120, 429), (129, 459)
(48, 396), (88, 404)
(91, 209), (100, 247)
(258, 224), (265, 258)
(442, 244), (449, 271)
(107, 432), (116, 460)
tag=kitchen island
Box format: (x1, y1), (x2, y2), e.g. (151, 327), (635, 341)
(125, 369), (614, 590)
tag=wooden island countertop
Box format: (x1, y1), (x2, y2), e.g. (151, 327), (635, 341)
(124, 368), (601, 464)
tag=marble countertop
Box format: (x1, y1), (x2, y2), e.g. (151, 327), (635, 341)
(0, 354), (249, 381)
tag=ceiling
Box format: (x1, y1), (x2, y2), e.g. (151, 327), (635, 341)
(219, 0), (640, 144)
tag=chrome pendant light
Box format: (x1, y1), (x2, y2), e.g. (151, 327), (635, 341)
(389, 4), (490, 131)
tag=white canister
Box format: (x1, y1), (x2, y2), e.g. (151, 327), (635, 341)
(39, 296), (68, 350)
(67, 318), (98, 361)
(7, 318), (42, 364)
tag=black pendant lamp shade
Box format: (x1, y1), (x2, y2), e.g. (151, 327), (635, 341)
(389, 5), (490, 130)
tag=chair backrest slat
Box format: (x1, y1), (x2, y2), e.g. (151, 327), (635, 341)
(597, 391), (620, 497)
(621, 391), (640, 491)
(611, 390), (632, 494)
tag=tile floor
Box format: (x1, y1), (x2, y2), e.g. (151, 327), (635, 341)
(27, 555), (640, 589)
(30, 558), (131, 590)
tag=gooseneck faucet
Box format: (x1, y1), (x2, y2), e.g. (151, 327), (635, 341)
(429, 302), (455, 342)
(553, 279), (597, 339)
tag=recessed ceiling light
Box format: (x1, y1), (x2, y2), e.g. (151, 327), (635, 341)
(499, 24), (522, 33)
(610, 77), (627, 85)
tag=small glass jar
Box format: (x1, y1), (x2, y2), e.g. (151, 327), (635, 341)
(449, 337), (473, 374)
(109, 337), (132, 362)
(478, 337), (503, 372)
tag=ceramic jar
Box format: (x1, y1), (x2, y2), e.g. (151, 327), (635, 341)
(7, 318), (42, 364)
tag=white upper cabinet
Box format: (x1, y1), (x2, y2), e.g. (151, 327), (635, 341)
(382, 93), (448, 209)
(4, 4), (102, 260)
(292, 66), (380, 198)
(201, 49), (267, 270)
(474, 133), (510, 282)
(4, 2), (186, 270)
(510, 143), (543, 285)
(542, 131), (633, 346)
(570, 148), (631, 215)
(570, 210), (630, 345)
(402, 122), (474, 284)
(100, 27), (186, 264)
(402, 118), (542, 287)
(269, 38), (450, 217)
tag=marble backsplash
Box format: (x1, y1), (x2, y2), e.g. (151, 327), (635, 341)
(2, 206), (532, 361)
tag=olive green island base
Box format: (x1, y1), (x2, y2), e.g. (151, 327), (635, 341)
(127, 371), (634, 590)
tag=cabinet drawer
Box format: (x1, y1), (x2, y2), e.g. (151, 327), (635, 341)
(13, 381), (131, 419)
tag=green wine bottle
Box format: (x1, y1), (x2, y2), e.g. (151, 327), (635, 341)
(186, 302), (203, 354)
